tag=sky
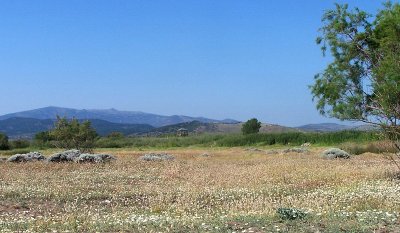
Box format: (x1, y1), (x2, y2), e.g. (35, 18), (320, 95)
(0, 0), (388, 126)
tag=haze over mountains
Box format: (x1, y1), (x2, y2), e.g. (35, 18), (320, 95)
(0, 106), (239, 127)
(0, 106), (374, 138)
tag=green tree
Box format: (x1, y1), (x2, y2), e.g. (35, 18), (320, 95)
(311, 2), (400, 165)
(0, 133), (10, 150)
(50, 116), (98, 153)
(241, 118), (262, 135)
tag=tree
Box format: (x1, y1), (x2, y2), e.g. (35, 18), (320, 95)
(241, 118), (262, 135)
(50, 116), (98, 153)
(311, 2), (400, 165)
(0, 133), (10, 150)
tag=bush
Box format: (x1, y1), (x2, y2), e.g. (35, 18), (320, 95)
(276, 207), (308, 220)
(10, 139), (30, 149)
(50, 116), (97, 153)
(0, 133), (10, 150)
(340, 141), (397, 155)
(241, 118), (262, 135)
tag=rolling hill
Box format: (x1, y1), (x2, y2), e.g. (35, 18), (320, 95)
(145, 121), (298, 135)
(0, 117), (154, 138)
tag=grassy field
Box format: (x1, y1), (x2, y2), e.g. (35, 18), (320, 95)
(1, 147), (400, 232)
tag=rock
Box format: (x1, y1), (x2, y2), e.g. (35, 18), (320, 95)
(7, 152), (46, 162)
(283, 147), (309, 153)
(139, 153), (175, 161)
(301, 142), (311, 147)
(245, 148), (265, 153)
(197, 153), (211, 157)
(322, 148), (351, 159)
(265, 150), (279, 155)
(75, 153), (117, 163)
(47, 149), (81, 162)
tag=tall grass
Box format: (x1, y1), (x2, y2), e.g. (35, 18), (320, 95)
(95, 130), (379, 148)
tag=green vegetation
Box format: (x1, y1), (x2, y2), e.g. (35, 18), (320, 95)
(94, 130), (378, 149)
(0, 132), (10, 150)
(49, 116), (98, 153)
(311, 2), (400, 153)
(241, 118), (261, 135)
(0, 130), (381, 152)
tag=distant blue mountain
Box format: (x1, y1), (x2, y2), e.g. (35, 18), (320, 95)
(0, 117), (154, 138)
(296, 123), (370, 132)
(0, 106), (240, 127)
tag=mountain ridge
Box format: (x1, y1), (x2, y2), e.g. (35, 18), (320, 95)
(0, 106), (239, 127)
(0, 117), (155, 138)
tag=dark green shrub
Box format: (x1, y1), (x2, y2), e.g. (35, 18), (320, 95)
(241, 118), (261, 135)
(0, 133), (10, 150)
(10, 139), (30, 149)
(276, 207), (308, 220)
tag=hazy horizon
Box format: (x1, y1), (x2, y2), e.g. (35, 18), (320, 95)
(0, 1), (384, 126)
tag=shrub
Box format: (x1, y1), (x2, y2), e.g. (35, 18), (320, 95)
(0, 133), (10, 150)
(241, 118), (262, 135)
(340, 141), (397, 155)
(276, 207), (308, 220)
(50, 116), (97, 153)
(10, 139), (30, 149)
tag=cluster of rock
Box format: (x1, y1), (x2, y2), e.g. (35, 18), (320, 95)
(139, 153), (175, 161)
(6, 149), (116, 163)
(7, 152), (46, 162)
(282, 147), (309, 154)
(322, 148), (351, 159)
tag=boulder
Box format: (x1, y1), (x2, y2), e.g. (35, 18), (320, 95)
(7, 152), (46, 162)
(283, 147), (309, 153)
(322, 148), (350, 159)
(75, 153), (117, 163)
(47, 149), (81, 162)
(139, 153), (175, 161)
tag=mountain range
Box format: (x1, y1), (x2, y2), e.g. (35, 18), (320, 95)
(0, 107), (375, 139)
(0, 106), (238, 127)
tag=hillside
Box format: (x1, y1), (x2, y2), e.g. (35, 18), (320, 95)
(0, 118), (154, 138)
(296, 123), (354, 132)
(145, 121), (297, 135)
(0, 106), (239, 127)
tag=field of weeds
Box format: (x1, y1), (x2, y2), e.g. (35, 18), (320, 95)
(1, 147), (400, 232)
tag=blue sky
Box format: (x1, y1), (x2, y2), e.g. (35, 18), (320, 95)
(0, 1), (387, 126)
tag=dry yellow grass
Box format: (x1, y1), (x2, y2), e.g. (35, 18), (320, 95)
(1, 148), (400, 232)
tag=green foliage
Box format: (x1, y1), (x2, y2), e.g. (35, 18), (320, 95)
(241, 118), (262, 135)
(311, 2), (400, 141)
(0, 133), (10, 150)
(10, 139), (30, 149)
(276, 207), (308, 220)
(340, 141), (397, 155)
(50, 116), (98, 153)
(94, 130), (378, 149)
(107, 132), (124, 138)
